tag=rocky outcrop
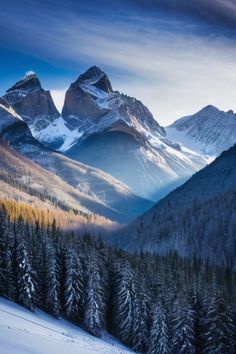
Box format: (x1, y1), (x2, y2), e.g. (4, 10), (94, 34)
(3, 73), (60, 132)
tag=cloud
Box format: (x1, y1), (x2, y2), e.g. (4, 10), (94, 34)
(1, 1), (236, 124)
(127, 0), (236, 31)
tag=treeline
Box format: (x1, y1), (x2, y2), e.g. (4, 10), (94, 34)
(0, 199), (112, 233)
(0, 173), (97, 222)
(0, 203), (236, 353)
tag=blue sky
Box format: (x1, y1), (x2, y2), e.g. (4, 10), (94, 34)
(1, 0), (236, 124)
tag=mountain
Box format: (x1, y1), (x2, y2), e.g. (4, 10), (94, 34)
(0, 98), (153, 223)
(166, 105), (236, 157)
(36, 66), (207, 200)
(3, 72), (60, 133)
(113, 143), (236, 269)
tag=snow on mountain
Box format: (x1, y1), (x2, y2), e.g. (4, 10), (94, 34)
(36, 66), (207, 200)
(166, 105), (236, 158)
(0, 99), (153, 223)
(0, 97), (23, 130)
(2, 68), (208, 200)
(3, 72), (60, 132)
(0, 297), (132, 354)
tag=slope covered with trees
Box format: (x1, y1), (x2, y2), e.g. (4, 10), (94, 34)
(114, 143), (236, 270)
(0, 201), (236, 353)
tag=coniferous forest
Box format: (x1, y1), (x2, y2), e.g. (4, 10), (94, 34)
(0, 201), (236, 353)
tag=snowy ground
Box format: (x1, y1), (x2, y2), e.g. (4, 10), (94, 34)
(0, 297), (133, 354)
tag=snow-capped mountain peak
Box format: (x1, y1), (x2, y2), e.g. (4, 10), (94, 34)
(6, 71), (42, 94)
(166, 105), (236, 157)
(76, 65), (113, 93)
(3, 73), (60, 132)
(55, 67), (208, 199)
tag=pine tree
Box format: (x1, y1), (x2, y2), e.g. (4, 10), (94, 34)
(171, 299), (196, 354)
(0, 206), (8, 296)
(15, 216), (36, 310)
(148, 303), (170, 354)
(4, 222), (15, 301)
(32, 223), (46, 308)
(64, 248), (85, 322)
(202, 294), (236, 353)
(44, 237), (61, 317)
(83, 250), (107, 336)
(113, 260), (137, 346)
(132, 282), (150, 353)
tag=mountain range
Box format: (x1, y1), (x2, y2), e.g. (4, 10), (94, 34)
(1, 66), (236, 252)
(4, 67), (207, 201)
(0, 97), (152, 223)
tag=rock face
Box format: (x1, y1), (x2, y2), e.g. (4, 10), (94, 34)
(3, 73), (60, 132)
(0, 98), (153, 223)
(62, 66), (164, 135)
(57, 66), (207, 200)
(166, 105), (236, 157)
(113, 143), (236, 269)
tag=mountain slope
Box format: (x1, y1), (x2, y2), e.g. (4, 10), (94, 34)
(166, 105), (236, 157)
(0, 297), (132, 354)
(37, 66), (207, 200)
(113, 143), (236, 269)
(0, 98), (153, 223)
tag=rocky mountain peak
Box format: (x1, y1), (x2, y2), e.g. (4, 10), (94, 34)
(6, 71), (42, 93)
(75, 65), (113, 93)
(3, 73), (59, 132)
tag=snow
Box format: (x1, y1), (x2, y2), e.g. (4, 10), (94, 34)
(166, 105), (236, 158)
(35, 117), (83, 152)
(166, 126), (214, 161)
(24, 71), (36, 78)
(0, 101), (22, 121)
(0, 297), (133, 354)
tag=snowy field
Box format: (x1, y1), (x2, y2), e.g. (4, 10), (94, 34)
(0, 297), (133, 354)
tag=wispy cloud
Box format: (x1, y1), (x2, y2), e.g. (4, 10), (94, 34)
(1, 1), (236, 123)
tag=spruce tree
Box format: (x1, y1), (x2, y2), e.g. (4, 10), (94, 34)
(202, 294), (236, 353)
(64, 248), (85, 322)
(15, 216), (36, 310)
(44, 237), (61, 317)
(83, 250), (106, 336)
(171, 299), (196, 354)
(148, 303), (170, 354)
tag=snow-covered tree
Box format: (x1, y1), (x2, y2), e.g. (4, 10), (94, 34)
(0, 206), (8, 296)
(113, 260), (138, 346)
(44, 238), (61, 317)
(171, 299), (196, 354)
(202, 294), (236, 353)
(148, 303), (170, 354)
(83, 250), (107, 336)
(15, 216), (36, 310)
(64, 248), (85, 322)
(132, 283), (150, 352)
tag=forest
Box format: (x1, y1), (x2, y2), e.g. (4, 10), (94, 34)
(0, 200), (236, 353)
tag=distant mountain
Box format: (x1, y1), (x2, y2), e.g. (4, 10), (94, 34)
(0, 98), (152, 223)
(113, 143), (236, 269)
(166, 105), (236, 157)
(35, 66), (207, 200)
(3, 72), (59, 133)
